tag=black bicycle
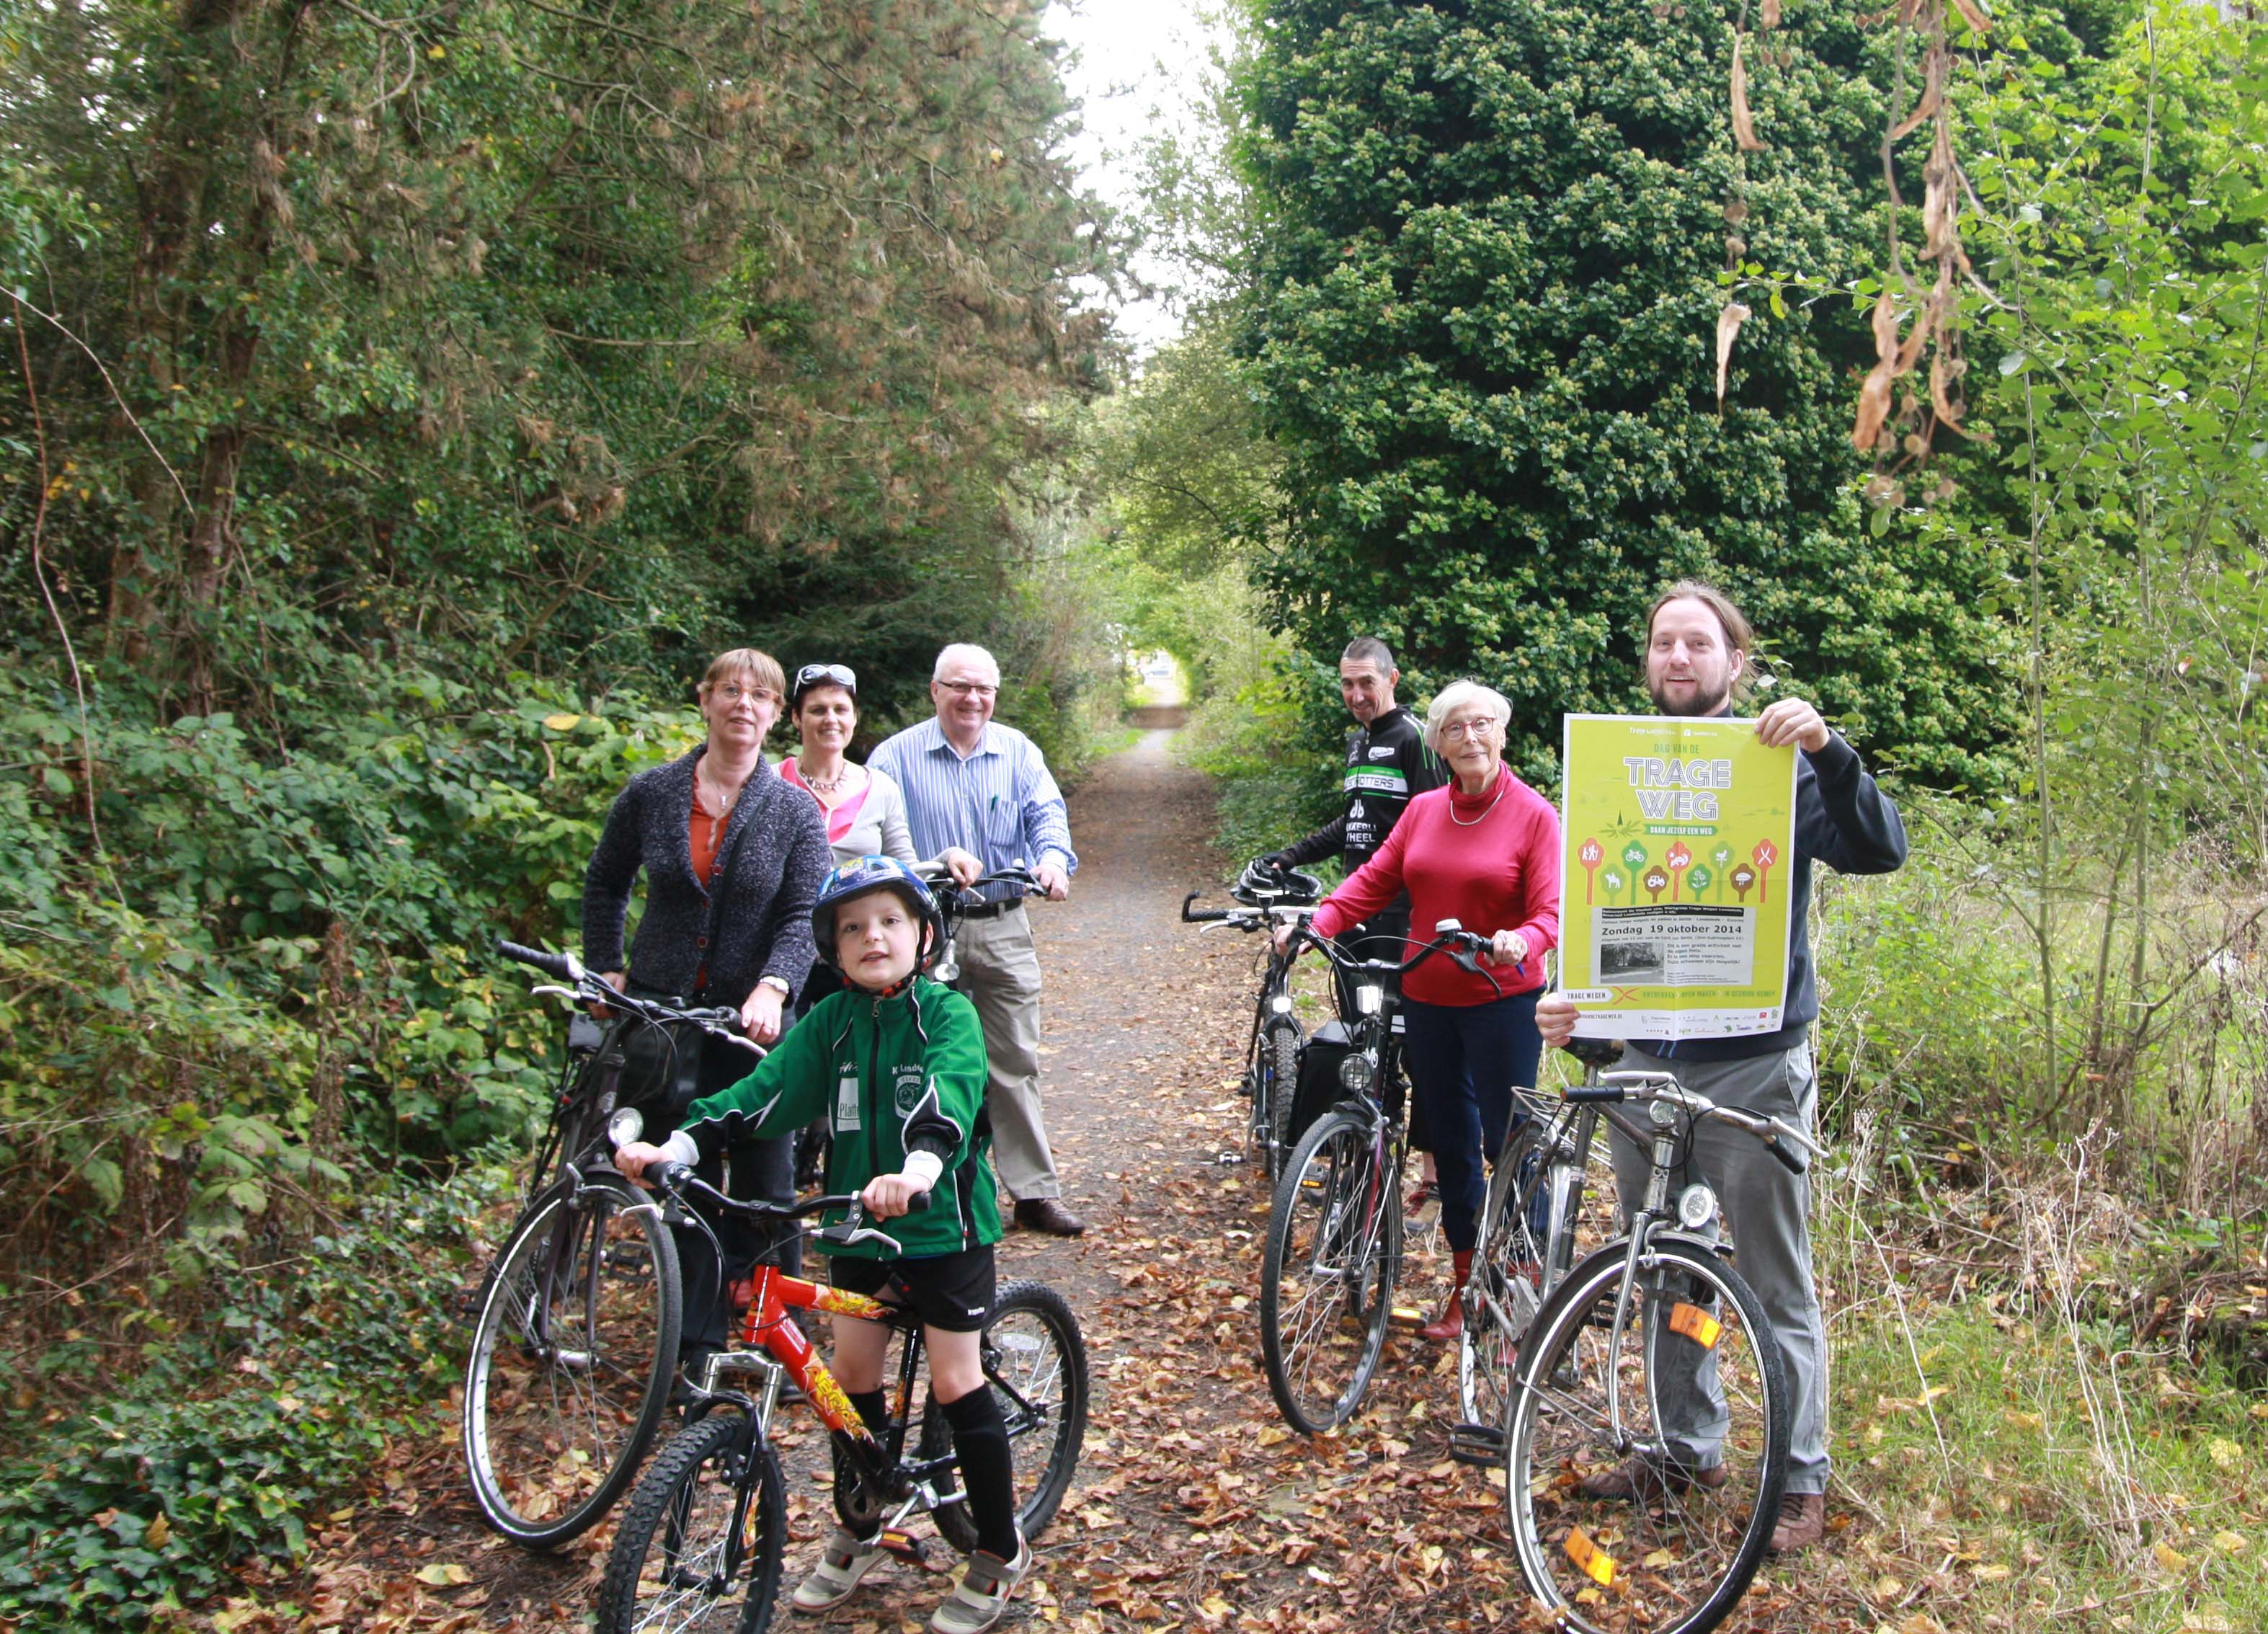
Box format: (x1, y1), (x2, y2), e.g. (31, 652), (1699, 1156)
(1180, 857), (1327, 1179)
(462, 940), (763, 1549)
(597, 1165), (1088, 1633)
(1256, 918), (1500, 1434)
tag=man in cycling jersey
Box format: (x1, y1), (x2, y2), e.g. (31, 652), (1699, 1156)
(1537, 580), (1908, 1555)
(1265, 636), (1446, 1016)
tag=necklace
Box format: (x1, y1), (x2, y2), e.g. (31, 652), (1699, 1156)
(699, 760), (747, 819)
(1449, 774), (1508, 827)
(801, 760), (852, 796)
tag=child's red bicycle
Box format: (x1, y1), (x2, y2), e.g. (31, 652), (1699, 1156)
(595, 1158), (1088, 1634)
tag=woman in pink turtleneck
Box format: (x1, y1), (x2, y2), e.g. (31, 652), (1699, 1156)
(1283, 679), (1560, 1342)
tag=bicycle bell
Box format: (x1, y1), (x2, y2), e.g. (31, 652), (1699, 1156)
(1677, 1183), (1717, 1230)
(608, 1106), (645, 1147)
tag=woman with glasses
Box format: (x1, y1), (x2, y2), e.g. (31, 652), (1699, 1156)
(1278, 679), (1561, 1344)
(582, 647), (835, 1389)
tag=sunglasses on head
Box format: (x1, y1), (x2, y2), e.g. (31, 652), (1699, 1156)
(793, 662), (858, 702)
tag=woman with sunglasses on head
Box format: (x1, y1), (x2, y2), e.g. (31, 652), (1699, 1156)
(778, 664), (979, 1009)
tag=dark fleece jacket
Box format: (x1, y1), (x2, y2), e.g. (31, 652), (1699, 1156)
(582, 746), (832, 1005)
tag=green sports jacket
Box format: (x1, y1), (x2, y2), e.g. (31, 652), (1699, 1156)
(675, 976), (1002, 1259)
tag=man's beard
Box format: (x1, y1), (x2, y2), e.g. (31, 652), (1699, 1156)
(1647, 675), (1730, 717)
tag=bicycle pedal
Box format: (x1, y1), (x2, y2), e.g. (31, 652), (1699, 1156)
(1446, 1421), (1506, 1468)
(1388, 1305), (1425, 1329)
(878, 1529), (951, 1573)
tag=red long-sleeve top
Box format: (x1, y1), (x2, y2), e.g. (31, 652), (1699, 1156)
(1311, 763), (1562, 1007)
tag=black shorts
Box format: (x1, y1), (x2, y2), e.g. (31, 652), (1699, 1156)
(827, 1243), (997, 1333)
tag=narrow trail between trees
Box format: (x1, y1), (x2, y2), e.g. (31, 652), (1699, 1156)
(256, 729), (1865, 1633)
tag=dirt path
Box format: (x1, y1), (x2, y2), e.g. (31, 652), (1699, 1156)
(241, 732), (1548, 1631)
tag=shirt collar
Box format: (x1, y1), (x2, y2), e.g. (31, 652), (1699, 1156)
(922, 717), (997, 761)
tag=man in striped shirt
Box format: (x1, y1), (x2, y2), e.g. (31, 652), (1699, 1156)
(868, 644), (1086, 1237)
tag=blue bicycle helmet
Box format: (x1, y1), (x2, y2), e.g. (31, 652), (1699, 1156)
(810, 856), (943, 974)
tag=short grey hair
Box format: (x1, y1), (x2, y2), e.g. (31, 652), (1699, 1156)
(1423, 680), (1512, 755)
(1341, 636), (1396, 674)
(933, 643), (1001, 685)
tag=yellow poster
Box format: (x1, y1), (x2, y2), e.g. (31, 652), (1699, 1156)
(1558, 715), (1797, 1040)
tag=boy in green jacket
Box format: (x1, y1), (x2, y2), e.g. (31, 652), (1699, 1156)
(615, 856), (1024, 1634)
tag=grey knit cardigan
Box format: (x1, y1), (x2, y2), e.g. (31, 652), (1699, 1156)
(582, 746), (833, 1005)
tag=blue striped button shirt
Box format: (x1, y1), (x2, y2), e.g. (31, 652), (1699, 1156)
(867, 718), (1077, 901)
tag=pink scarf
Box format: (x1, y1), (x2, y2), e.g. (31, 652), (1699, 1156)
(781, 757), (871, 848)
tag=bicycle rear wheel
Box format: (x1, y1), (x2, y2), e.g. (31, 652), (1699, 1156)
(1458, 1122), (1552, 1437)
(1504, 1239), (1788, 1634)
(595, 1411), (786, 1634)
(1258, 1109), (1399, 1434)
(463, 1175), (680, 1548)
(923, 1279), (1091, 1553)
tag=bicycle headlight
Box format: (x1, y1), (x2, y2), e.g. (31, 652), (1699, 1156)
(1354, 984), (1383, 1016)
(1648, 1098), (1682, 1129)
(1677, 1183), (1717, 1230)
(1268, 992), (1294, 1015)
(1339, 1051), (1377, 1092)
(608, 1106), (644, 1147)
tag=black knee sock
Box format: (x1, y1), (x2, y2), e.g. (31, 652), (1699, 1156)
(848, 1388), (891, 1439)
(941, 1385), (1019, 1560)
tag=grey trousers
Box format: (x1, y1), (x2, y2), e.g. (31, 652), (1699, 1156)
(953, 907), (1059, 1200)
(1604, 1041), (1830, 1496)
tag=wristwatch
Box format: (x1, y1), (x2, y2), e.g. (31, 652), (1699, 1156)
(756, 974), (792, 997)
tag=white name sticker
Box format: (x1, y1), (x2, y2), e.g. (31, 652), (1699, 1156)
(836, 1075), (861, 1132)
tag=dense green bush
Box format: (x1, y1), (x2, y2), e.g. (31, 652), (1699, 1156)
(0, 1168), (499, 1625)
(1231, 0), (2022, 788)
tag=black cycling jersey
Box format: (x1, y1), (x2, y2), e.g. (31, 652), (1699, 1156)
(1278, 706), (1446, 876)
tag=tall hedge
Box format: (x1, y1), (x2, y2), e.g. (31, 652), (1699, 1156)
(1234, 0), (2019, 786)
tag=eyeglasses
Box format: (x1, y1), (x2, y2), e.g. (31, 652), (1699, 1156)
(1440, 718), (1499, 742)
(937, 680), (998, 698)
(712, 683), (780, 706)
(803, 662), (861, 694)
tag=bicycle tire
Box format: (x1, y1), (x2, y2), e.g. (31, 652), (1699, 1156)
(1503, 1238), (1789, 1634)
(1258, 1109), (1397, 1434)
(921, 1279), (1092, 1553)
(1263, 1014), (1302, 1181)
(595, 1411), (786, 1634)
(463, 1176), (681, 1548)
(1458, 1122), (1552, 1435)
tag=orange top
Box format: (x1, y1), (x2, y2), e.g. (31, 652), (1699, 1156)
(690, 804), (726, 884)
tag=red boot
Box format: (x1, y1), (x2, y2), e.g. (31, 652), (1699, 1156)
(1420, 1250), (1472, 1344)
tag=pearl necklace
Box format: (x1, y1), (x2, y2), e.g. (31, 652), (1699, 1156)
(801, 760), (853, 796)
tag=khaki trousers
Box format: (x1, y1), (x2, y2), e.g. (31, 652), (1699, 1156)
(952, 907), (1059, 1199)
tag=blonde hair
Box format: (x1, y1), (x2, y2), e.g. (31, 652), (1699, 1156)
(698, 648), (786, 705)
(1423, 680), (1512, 755)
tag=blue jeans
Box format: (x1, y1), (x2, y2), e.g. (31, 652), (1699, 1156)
(1400, 990), (1543, 1253)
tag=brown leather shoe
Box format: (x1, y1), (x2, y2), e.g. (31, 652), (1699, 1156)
(1013, 1198), (1087, 1237)
(1574, 1455), (1729, 1503)
(1767, 1491), (1825, 1553)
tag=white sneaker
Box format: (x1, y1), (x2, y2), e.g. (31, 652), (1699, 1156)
(791, 1527), (887, 1613)
(929, 1534), (1032, 1634)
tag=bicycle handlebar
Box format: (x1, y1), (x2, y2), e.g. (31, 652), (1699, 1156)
(1288, 921), (1505, 994)
(1562, 1073), (1825, 1175)
(497, 938), (764, 1054)
(497, 938), (574, 980)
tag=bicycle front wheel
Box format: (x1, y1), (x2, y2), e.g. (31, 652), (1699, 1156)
(595, 1411), (786, 1634)
(1258, 1109), (1400, 1434)
(924, 1278), (1092, 1553)
(1261, 1013), (1302, 1181)
(1505, 1239), (1789, 1634)
(1458, 1121), (1553, 1436)
(463, 1176), (681, 1548)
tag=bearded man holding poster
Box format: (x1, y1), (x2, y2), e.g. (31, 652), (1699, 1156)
(1537, 580), (1907, 1555)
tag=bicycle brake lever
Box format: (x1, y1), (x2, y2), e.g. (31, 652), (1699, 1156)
(818, 1224), (905, 1254)
(530, 982), (577, 1003)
